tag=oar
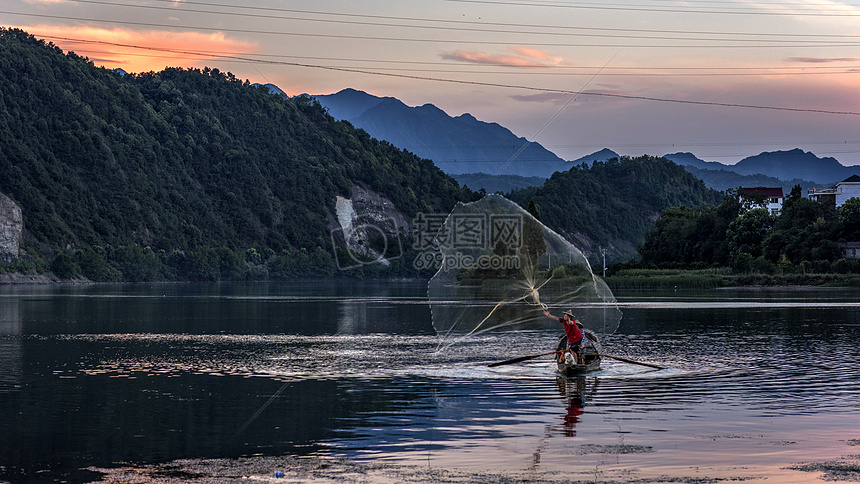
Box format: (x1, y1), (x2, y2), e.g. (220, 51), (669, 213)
(586, 353), (665, 370)
(487, 350), (558, 367)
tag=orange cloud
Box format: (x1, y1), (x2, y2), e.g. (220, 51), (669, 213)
(18, 24), (258, 73)
(440, 46), (565, 68)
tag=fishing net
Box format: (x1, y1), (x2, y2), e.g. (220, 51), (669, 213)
(427, 194), (622, 350)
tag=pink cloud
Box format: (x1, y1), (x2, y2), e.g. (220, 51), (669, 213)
(18, 24), (258, 73)
(508, 46), (563, 64)
(440, 46), (565, 68)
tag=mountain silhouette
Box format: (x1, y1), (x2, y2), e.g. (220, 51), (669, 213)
(666, 149), (859, 186)
(312, 88), (570, 177)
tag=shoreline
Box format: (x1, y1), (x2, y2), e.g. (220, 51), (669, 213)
(2, 270), (860, 289)
(605, 270), (860, 289)
(0, 272), (65, 284)
(83, 450), (860, 483)
(0, 273), (429, 286)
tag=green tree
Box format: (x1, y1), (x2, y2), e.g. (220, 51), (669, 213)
(769, 187), (837, 263)
(522, 200), (547, 266)
(726, 208), (773, 259)
(837, 197), (860, 241)
(526, 199), (542, 221)
(731, 252), (753, 274)
(639, 206), (697, 266)
(78, 246), (120, 281)
(51, 250), (80, 279)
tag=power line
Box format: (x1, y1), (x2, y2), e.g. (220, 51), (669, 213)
(495, 49), (623, 174)
(33, 34), (860, 117)
(445, 0), (860, 17)
(50, 38), (860, 74)
(6, 10), (860, 48)
(57, 0), (860, 43)
(60, 48), (860, 77)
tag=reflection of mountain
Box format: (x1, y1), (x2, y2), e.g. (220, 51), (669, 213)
(0, 299), (21, 392)
(337, 299), (368, 334)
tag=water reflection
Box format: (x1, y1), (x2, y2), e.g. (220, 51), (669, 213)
(555, 376), (586, 437)
(337, 299), (368, 334)
(0, 298), (21, 393)
(1, 284), (859, 483)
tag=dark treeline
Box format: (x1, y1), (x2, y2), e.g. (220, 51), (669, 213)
(0, 28), (476, 280)
(630, 186), (860, 274)
(30, 244), (431, 282)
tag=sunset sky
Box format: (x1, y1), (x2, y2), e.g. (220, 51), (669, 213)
(3, 0), (860, 166)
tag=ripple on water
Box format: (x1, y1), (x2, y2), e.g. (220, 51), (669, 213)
(55, 326), (860, 416)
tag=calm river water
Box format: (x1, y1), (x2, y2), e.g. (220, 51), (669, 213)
(1, 281), (859, 483)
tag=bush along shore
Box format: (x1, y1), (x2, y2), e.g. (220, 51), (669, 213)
(0, 241), (447, 283)
(604, 266), (860, 289)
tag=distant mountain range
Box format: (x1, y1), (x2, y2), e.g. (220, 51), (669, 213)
(311, 88), (571, 177)
(311, 88), (860, 194)
(451, 173), (546, 194)
(664, 149), (859, 186)
(663, 152), (821, 195)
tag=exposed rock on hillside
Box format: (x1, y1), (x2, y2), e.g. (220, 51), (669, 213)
(0, 192), (22, 263)
(330, 185), (409, 265)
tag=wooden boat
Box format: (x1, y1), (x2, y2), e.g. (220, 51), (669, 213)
(556, 329), (602, 377)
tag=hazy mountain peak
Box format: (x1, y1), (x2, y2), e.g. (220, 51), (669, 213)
(312, 88), (569, 177)
(733, 149), (852, 184)
(312, 88), (396, 121)
(264, 83), (286, 96)
(663, 152), (728, 171)
(569, 148), (619, 166)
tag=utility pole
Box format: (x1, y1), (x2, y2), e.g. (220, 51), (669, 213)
(600, 247), (607, 278)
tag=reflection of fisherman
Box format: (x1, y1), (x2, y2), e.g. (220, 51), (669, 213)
(543, 310), (584, 363)
(556, 377), (586, 437)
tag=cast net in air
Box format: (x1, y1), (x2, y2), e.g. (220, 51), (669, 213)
(427, 194), (622, 351)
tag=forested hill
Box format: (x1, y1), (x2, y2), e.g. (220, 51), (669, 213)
(508, 156), (723, 261)
(0, 28), (476, 280)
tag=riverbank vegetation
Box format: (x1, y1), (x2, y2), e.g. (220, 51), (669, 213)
(604, 267), (860, 289)
(610, 185), (860, 288)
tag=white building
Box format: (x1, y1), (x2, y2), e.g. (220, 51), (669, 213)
(738, 187), (784, 215)
(808, 175), (860, 208)
(840, 242), (860, 259)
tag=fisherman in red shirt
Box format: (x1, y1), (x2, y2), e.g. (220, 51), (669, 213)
(543, 309), (584, 363)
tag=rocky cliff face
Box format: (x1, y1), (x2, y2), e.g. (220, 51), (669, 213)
(330, 185), (409, 267)
(0, 192), (23, 263)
